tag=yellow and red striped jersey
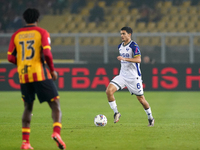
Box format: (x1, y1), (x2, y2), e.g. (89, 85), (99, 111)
(7, 25), (52, 83)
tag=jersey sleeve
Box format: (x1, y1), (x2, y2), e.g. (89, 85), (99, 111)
(130, 42), (141, 57)
(41, 30), (51, 50)
(42, 30), (55, 72)
(118, 43), (122, 49)
(7, 34), (17, 64)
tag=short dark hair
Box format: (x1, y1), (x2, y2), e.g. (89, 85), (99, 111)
(121, 27), (133, 35)
(23, 8), (40, 24)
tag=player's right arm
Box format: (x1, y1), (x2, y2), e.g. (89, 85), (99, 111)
(117, 42), (141, 63)
(117, 55), (141, 63)
(41, 30), (57, 80)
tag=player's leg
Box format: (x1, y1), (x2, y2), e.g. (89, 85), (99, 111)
(126, 77), (154, 126)
(20, 83), (35, 149)
(106, 75), (125, 123)
(35, 80), (66, 149)
(106, 83), (118, 112)
(21, 102), (34, 149)
(22, 101), (34, 129)
(136, 95), (150, 109)
(136, 95), (154, 126)
(106, 83), (121, 123)
(48, 99), (62, 133)
(48, 99), (66, 149)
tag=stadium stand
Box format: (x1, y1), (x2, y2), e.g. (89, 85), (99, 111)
(45, 0), (199, 46)
(1, 0), (200, 47)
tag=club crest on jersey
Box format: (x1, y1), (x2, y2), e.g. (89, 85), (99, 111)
(126, 48), (129, 51)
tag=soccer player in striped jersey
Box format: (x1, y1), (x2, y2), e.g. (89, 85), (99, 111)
(106, 27), (154, 126)
(7, 8), (66, 149)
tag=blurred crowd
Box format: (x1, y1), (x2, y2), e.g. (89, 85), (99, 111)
(0, 0), (199, 33)
(0, 0), (58, 33)
(130, 0), (199, 24)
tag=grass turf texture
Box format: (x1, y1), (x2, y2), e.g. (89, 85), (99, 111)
(0, 91), (200, 150)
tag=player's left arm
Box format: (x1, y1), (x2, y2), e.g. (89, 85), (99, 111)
(117, 42), (141, 63)
(7, 34), (17, 65)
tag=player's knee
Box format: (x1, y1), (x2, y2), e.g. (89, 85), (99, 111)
(106, 88), (114, 96)
(22, 117), (31, 124)
(24, 102), (33, 111)
(137, 96), (145, 103)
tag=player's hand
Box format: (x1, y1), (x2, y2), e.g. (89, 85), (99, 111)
(51, 71), (58, 81)
(117, 56), (125, 61)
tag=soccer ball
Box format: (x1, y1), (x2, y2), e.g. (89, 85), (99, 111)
(94, 114), (107, 127)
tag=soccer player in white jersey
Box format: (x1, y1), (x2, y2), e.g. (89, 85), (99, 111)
(106, 27), (154, 126)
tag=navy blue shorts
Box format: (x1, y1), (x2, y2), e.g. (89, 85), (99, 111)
(20, 79), (59, 103)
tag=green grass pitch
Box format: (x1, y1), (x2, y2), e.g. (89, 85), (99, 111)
(0, 91), (200, 150)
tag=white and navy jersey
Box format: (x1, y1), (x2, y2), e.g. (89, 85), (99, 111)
(118, 40), (141, 79)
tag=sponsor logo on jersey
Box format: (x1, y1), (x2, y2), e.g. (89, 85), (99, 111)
(135, 47), (140, 54)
